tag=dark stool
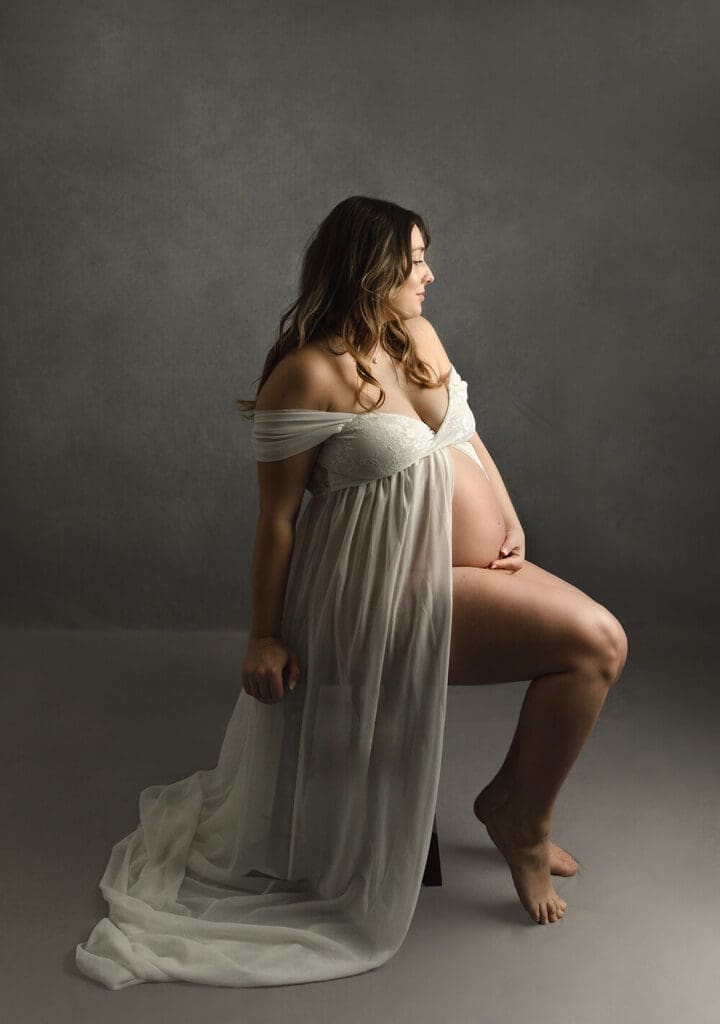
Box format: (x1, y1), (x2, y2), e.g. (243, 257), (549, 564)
(421, 814), (442, 886)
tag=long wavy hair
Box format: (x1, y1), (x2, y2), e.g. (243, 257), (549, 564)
(235, 195), (443, 418)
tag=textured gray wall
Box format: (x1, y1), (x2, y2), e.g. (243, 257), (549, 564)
(2, 0), (718, 629)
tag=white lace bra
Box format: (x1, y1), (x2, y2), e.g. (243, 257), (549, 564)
(251, 363), (487, 494)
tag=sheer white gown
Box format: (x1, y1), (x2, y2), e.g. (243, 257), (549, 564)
(75, 363), (488, 989)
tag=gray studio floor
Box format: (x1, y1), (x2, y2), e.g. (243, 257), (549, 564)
(2, 622), (718, 1024)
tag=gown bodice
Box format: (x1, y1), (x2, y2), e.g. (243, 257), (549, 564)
(250, 364), (487, 493)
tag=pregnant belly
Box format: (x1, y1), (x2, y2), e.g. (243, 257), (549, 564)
(448, 446), (507, 568)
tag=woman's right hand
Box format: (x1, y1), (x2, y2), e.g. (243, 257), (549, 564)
(242, 636), (301, 705)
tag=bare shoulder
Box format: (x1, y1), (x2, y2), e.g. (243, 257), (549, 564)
(407, 316), (453, 378)
(255, 345), (335, 413)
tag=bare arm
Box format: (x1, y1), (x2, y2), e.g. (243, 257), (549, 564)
(468, 431), (522, 531)
(248, 516), (298, 639)
(242, 348), (333, 704)
(248, 347), (333, 640)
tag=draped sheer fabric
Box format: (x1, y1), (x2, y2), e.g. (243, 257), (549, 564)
(75, 364), (484, 989)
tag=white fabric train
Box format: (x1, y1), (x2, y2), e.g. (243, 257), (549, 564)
(75, 363), (484, 989)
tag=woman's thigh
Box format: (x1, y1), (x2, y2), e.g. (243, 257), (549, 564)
(508, 558), (593, 598)
(517, 559), (628, 671)
(449, 560), (623, 687)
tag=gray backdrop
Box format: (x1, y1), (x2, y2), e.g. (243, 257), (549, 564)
(2, 0), (718, 630)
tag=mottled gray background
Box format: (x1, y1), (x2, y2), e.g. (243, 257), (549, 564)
(2, 0), (718, 629)
(3, 6), (720, 1022)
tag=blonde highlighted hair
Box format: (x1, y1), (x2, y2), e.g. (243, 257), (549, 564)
(236, 195), (443, 417)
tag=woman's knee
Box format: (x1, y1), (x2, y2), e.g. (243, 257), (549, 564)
(572, 604), (628, 686)
(611, 613), (629, 680)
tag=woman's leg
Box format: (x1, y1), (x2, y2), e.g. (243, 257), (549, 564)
(474, 559), (628, 801)
(448, 562), (628, 924)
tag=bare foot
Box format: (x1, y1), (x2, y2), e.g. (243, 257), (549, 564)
(474, 785), (578, 877)
(482, 800), (568, 924)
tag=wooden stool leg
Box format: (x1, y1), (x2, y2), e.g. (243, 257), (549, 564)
(421, 813), (442, 887)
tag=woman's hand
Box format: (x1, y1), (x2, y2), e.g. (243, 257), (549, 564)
(242, 636), (301, 705)
(489, 522), (526, 573)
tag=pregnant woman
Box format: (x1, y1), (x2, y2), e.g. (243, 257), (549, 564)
(76, 195), (628, 991)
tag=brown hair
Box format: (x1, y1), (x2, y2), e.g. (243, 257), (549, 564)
(235, 195), (442, 418)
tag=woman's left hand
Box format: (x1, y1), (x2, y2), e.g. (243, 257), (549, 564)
(489, 523), (526, 572)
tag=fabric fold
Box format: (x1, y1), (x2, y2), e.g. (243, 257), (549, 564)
(75, 364), (479, 990)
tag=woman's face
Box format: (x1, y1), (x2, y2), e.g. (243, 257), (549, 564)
(388, 223), (434, 319)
